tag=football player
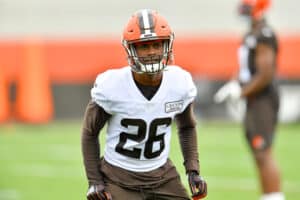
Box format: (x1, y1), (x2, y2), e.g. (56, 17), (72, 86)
(81, 9), (207, 200)
(214, 1), (284, 200)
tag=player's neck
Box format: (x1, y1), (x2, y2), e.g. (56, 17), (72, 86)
(132, 71), (162, 87)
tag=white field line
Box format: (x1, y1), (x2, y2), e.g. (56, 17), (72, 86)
(8, 164), (300, 193)
(0, 189), (20, 200)
(10, 164), (84, 179)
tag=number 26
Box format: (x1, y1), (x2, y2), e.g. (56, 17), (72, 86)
(115, 117), (171, 159)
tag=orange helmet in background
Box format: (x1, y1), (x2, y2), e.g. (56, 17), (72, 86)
(122, 9), (174, 74)
(239, 0), (271, 20)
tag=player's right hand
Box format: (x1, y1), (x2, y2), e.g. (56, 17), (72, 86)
(188, 171), (207, 199)
(214, 80), (242, 103)
(87, 184), (112, 200)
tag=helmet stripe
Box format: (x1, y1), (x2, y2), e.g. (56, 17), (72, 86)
(138, 9), (154, 35)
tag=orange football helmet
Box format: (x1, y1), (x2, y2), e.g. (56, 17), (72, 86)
(122, 9), (174, 74)
(239, 0), (271, 20)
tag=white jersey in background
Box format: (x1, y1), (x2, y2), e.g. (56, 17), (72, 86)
(91, 66), (197, 172)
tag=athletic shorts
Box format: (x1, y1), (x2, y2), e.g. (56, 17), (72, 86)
(244, 88), (279, 151)
(99, 158), (190, 200)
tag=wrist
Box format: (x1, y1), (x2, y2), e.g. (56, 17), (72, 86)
(88, 181), (104, 188)
(184, 160), (199, 174)
(187, 170), (199, 175)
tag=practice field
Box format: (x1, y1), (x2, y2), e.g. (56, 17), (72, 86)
(0, 121), (299, 200)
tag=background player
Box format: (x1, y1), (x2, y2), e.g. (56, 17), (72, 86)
(214, 1), (284, 200)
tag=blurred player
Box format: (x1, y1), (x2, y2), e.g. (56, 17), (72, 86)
(214, 0), (284, 200)
(81, 9), (207, 200)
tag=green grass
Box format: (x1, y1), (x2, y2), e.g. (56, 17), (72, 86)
(0, 121), (299, 200)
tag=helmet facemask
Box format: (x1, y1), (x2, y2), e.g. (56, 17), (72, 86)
(123, 36), (174, 74)
(239, 3), (252, 18)
(238, 3), (253, 25)
(238, 0), (271, 21)
(122, 9), (174, 74)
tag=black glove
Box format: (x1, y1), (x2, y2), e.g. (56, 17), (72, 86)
(188, 171), (207, 199)
(86, 184), (112, 200)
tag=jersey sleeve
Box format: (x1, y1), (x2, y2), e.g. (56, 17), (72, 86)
(90, 73), (113, 114)
(256, 27), (278, 52)
(182, 71), (197, 112)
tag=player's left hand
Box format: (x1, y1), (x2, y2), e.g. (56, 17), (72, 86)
(188, 171), (207, 199)
(214, 80), (242, 103)
(86, 184), (112, 200)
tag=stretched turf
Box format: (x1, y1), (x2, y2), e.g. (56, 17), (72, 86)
(0, 121), (299, 200)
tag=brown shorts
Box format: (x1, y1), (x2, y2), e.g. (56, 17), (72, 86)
(244, 88), (279, 151)
(99, 158), (190, 200)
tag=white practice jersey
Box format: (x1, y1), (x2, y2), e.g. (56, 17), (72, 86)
(91, 66), (197, 172)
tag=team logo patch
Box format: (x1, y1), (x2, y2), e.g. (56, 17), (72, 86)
(165, 100), (183, 113)
(252, 135), (265, 150)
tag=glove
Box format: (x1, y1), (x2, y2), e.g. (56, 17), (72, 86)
(214, 80), (242, 103)
(87, 184), (112, 200)
(188, 171), (207, 199)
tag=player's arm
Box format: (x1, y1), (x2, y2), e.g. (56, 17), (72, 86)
(241, 42), (276, 97)
(81, 100), (112, 199)
(175, 103), (207, 199)
(175, 102), (199, 173)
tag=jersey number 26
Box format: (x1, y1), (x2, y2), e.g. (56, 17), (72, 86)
(115, 117), (172, 159)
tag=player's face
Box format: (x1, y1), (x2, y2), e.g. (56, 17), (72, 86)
(238, 3), (253, 27)
(134, 40), (164, 65)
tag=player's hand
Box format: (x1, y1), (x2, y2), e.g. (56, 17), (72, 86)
(188, 171), (207, 199)
(214, 80), (242, 103)
(87, 184), (112, 200)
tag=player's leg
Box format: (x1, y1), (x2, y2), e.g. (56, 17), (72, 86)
(100, 158), (190, 200)
(146, 172), (190, 200)
(105, 182), (143, 200)
(245, 94), (284, 200)
(254, 148), (282, 196)
(105, 176), (189, 200)
(104, 169), (189, 200)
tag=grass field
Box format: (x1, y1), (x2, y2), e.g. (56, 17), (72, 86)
(0, 121), (299, 200)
